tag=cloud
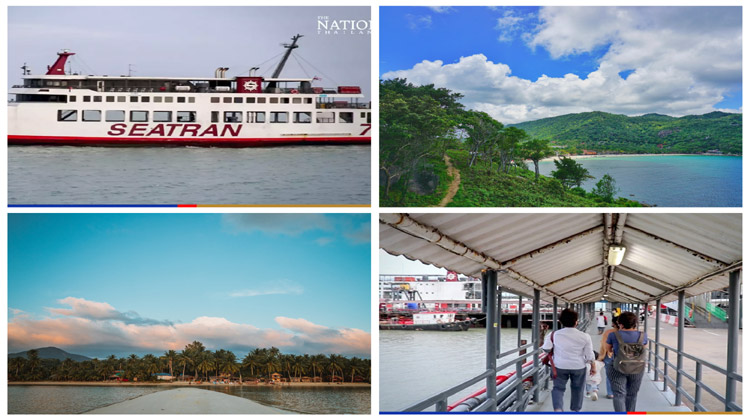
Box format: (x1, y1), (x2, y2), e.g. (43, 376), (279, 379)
(343, 220), (370, 244)
(383, 7), (741, 123)
(47, 297), (172, 326)
(495, 9), (529, 43)
(229, 279), (304, 297)
(9, 298), (370, 358)
(428, 7), (454, 14)
(406, 14), (432, 31)
(315, 237), (335, 246)
(222, 214), (333, 236)
(9, 308), (24, 316)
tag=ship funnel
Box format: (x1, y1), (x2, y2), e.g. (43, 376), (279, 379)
(215, 67), (222, 78)
(46, 50), (76, 76)
(221, 67), (229, 78)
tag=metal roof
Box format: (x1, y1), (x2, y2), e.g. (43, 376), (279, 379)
(380, 213), (742, 304)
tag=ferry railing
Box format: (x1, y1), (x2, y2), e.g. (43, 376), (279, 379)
(647, 339), (742, 412)
(401, 344), (548, 412)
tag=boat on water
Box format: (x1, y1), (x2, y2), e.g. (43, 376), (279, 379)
(379, 312), (472, 331)
(8, 35), (371, 147)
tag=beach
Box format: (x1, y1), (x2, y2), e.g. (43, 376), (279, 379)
(84, 388), (289, 414)
(539, 153), (698, 162)
(10, 381), (370, 388)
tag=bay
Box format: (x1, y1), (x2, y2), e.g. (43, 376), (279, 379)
(380, 329), (533, 412)
(8, 145), (370, 205)
(537, 155), (741, 207)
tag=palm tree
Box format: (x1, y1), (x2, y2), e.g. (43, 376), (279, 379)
(176, 352), (191, 381)
(26, 349), (42, 378)
(310, 354), (326, 382)
(327, 354), (344, 383)
(9, 357), (25, 380)
(163, 350), (177, 377)
(142, 354), (160, 379)
(291, 355), (305, 381)
(348, 357), (363, 383)
(196, 351), (215, 381)
(242, 348), (264, 379)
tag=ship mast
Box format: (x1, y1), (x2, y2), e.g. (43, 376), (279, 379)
(271, 34), (303, 78)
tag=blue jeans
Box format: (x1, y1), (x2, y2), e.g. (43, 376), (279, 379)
(552, 367), (587, 412)
(603, 355), (614, 396)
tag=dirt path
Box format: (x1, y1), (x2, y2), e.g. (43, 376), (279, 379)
(436, 155), (461, 207)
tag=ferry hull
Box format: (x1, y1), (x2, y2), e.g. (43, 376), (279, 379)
(379, 321), (470, 332)
(8, 135), (370, 147)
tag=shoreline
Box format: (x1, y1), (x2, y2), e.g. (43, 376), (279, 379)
(539, 153), (739, 162)
(9, 380), (370, 388)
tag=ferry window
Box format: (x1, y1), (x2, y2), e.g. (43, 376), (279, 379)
(211, 111), (219, 123)
(154, 97), (163, 103)
(367, 112), (371, 123)
(165, 97), (173, 103)
(177, 111), (196, 122)
(69, 96), (77, 102)
(224, 111), (242, 123)
(246, 97), (256, 104)
(248, 111), (265, 123)
(93, 96), (102, 103)
(305, 98), (313, 104)
(361, 112), (366, 118)
(82, 110), (101, 122)
(339, 112), (354, 123)
(131, 111), (148, 122)
(130, 96), (138, 103)
(106, 96), (115, 103)
(223, 97), (231, 104)
(57, 110), (77, 122)
(257, 97), (266, 104)
(188, 97), (195, 103)
(316, 111), (335, 123)
(211, 97), (220, 103)
(281, 98), (290, 104)
(293, 112), (312, 123)
(270, 97), (279, 104)
(270, 112), (288, 123)
(117, 96), (126, 102)
(141, 96), (150, 103)
(83, 96), (91, 102)
(153, 111), (172, 122)
(177, 97), (186, 103)
(292, 98), (302, 104)
(233, 97), (243, 104)
(105, 110), (125, 122)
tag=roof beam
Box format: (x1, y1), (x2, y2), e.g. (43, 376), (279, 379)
(605, 290), (636, 304)
(611, 279), (655, 300)
(610, 284), (650, 302)
(626, 226), (730, 267)
(616, 266), (678, 290)
(500, 226), (604, 268)
(651, 260), (742, 302)
(543, 264), (602, 288)
(604, 213), (628, 295)
(559, 279), (601, 298)
(570, 289), (603, 303)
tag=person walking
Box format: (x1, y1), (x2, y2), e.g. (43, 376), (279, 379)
(605, 311), (648, 412)
(598, 316), (619, 399)
(596, 311), (607, 334)
(542, 308), (596, 412)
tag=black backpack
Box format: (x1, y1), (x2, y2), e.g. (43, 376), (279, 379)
(613, 331), (646, 374)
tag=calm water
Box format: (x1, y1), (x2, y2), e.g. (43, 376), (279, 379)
(380, 328), (532, 412)
(8, 145), (370, 205)
(8, 385), (370, 414)
(537, 155), (741, 207)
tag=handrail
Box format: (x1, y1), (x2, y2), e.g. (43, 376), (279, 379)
(705, 303), (727, 322)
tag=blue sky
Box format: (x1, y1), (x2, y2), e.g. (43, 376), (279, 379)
(8, 6), (370, 100)
(8, 214), (371, 358)
(381, 6), (742, 123)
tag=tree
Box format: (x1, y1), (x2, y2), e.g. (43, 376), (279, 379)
(497, 126), (527, 173)
(592, 173), (619, 202)
(460, 111), (503, 169)
(163, 350), (177, 378)
(26, 349), (41, 378)
(551, 157), (593, 188)
(522, 138), (553, 181)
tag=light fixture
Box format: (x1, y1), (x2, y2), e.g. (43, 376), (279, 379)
(608, 246), (626, 266)
(603, 294), (608, 297)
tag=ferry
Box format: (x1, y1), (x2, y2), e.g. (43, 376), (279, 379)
(379, 312), (472, 331)
(8, 35), (371, 147)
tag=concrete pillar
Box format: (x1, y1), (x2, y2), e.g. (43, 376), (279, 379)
(675, 290), (685, 406)
(725, 270), (740, 411)
(485, 270), (498, 411)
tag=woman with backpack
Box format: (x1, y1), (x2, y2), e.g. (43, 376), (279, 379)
(605, 311), (648, 412)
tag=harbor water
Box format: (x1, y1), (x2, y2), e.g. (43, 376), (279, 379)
(537, 155), (741, 207)
(8, 385), (370, 414)
(380, 328), (533, 412)
(8, 145), (370, 205)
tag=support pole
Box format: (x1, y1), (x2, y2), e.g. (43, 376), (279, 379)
(725, 270), (740, 411)
(654, 298), (661, 382)
(644, 301), (650, 373)
(485, 270), (498, 411)
(675, 290), (684, 406)
(518, 295), (523, 345)
(532, 288), (541, 404)
(497, 287), (503, 359)
(553, 297), (558, 331)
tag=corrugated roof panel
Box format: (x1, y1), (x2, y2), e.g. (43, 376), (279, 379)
(513, 234), (603, 284)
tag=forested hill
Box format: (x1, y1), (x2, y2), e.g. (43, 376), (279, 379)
(510, 111), (741, 155)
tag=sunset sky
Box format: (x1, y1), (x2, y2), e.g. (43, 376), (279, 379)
(8, 213), (371, 358)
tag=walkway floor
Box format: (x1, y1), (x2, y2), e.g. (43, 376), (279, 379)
(532, 321), (691, 413)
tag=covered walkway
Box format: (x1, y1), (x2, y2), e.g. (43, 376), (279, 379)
(380, 213), (742, 413)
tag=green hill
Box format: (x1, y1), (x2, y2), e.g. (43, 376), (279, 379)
(510, 111), (742, 155)
(9, 347), (92, 362)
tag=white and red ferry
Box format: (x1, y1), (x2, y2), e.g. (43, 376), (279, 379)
(8, 35), (371, 147)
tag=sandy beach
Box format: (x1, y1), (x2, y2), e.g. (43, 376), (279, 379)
(84, 388), (290, 414)
(10, 380), (369, 388)
(539, 153), (697, 162)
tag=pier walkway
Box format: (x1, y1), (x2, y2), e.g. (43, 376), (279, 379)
(533, 321), (690, 413)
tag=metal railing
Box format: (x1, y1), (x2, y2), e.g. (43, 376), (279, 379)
(401, 345), (549, 412)
(647, 339), (742, 412)
(705, 303), (728, 322)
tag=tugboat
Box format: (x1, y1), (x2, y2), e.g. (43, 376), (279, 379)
(8, 35), (371, 147)
(379, 312), (472, 331)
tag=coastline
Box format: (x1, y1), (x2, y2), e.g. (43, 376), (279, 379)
(539, 153), (738, 162)
(9, 380), (370, 388)
(83, 387), (290, 414)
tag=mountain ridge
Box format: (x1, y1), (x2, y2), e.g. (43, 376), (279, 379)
(9, 346), (92, 362)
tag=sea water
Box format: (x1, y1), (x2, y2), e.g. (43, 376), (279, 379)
(537, 155), (741, 207)
(8, 145), (371, 205)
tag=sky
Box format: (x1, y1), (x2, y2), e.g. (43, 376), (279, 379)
(8, 214), (371, 359)
(379, 250), (443, 275)
(381, 6), (742, 124)
(8, 6), (371, 100)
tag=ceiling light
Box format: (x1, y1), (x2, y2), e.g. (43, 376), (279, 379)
(608, 246), (626, 266)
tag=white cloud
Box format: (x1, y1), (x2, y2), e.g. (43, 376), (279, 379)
(383, 7), (741, 123)
(406, 14), (432, 31)
(495, 9), (528, 43)
(229, 279), (304, 297)
(428, 7), (454, 14)
(222, 214), (332, 236)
